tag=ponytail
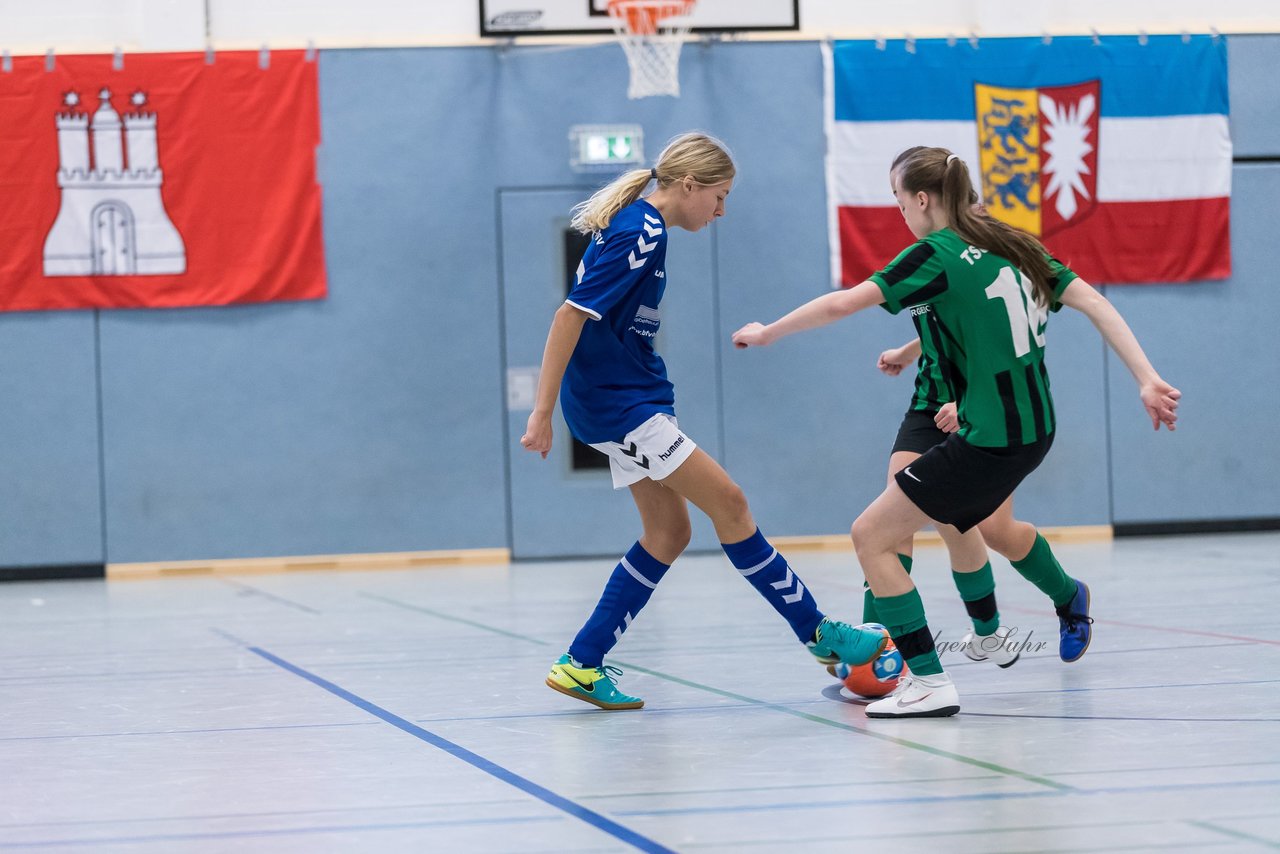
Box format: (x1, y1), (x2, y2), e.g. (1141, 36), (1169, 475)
(569, 168), (655, 234)
(892, 146), (1055, 307)
(570, 131), (736, 234)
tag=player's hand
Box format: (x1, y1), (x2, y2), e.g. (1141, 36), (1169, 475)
(934, 402), (960, 433)
(732, 322), (772, 349)
(1140, 379), (1181, 431)
(520, 411), (554, 458)
(877, 346), (913, 376)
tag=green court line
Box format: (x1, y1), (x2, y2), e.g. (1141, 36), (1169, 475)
(363, 592), (1072, 791)
(359, 593), (553, 646)
(611, 658), (1073, 791)
(1186, 819), (1280, 849)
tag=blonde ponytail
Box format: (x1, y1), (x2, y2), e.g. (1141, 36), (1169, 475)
(570, 169), (655, 234)
(570, 131), (736, 234)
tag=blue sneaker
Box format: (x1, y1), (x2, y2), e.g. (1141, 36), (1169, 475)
(1055, 580), (1094, 662)
(807, 618), (889, 666)
(546, 654), (644, 710)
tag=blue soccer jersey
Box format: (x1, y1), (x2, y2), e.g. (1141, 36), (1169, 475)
(561, 199), (673, 444)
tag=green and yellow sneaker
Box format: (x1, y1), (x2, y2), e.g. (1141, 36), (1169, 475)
(546, 654), (644, 710)
(807, 618), (889, 667)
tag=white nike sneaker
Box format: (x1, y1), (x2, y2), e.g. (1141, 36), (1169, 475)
(961, 626), (1021, 668)
(864, 672), (960, 718)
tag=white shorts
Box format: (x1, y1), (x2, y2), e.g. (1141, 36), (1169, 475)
(590, 413), (698, 489)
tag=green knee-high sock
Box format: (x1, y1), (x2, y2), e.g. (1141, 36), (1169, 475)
(863, 553), (912, 623)
(951, 561), (1000, 636)
(1010, 533), (1077, 607)
(873, 586), (943, 677)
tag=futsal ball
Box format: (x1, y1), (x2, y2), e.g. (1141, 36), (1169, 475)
(828, 634), (908, 699)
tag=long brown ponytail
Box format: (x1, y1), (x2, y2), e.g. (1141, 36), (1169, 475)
(891, 146), (1055, 307)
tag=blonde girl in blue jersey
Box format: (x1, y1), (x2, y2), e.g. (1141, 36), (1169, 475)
(520, 132), (887, 711)
(733, 146), (1179, 718)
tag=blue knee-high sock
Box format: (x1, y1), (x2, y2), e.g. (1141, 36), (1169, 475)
(568, 542), (671, 668)
(722, 528), (823, 643)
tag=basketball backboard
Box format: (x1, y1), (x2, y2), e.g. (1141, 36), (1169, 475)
(479, 0), (798, 37)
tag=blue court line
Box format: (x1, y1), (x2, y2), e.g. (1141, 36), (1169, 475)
(610, 777), (1280, 818)
(248, 646), (677, 854)
(0, 798), (526, 831)
(0, 813), (562, 850)
(820, 683), (1280, 723)
(975, 677), (1280, 697)
(208, 626), (252, 646)
(358, 592), (1069, 790)
(679, 814), (1280, 847)
(0, 720), (379, 744)
(962, 712), (1280, 723)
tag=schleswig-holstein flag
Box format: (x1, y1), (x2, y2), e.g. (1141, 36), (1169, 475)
(824, 35), (1230, 286)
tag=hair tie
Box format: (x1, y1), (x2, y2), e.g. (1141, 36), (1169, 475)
(650, 167), (658, 180)
(946, 153), (959, 165)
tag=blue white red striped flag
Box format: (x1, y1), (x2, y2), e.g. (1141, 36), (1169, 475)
(824, 35), (1231, 286)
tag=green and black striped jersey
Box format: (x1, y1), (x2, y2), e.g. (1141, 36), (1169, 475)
(871, 228), (1077, 448)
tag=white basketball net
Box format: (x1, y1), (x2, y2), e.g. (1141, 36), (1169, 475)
(607, 0), (697, 99)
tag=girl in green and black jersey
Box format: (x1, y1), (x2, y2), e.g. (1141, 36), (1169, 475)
(732, 146), (1179, 718)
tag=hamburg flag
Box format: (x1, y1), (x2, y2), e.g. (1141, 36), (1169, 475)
(825, 35), (1231, 286)
(0, 50), (325, 312)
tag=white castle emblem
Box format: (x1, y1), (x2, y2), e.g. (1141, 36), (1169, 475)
(43, 87), (186, 276)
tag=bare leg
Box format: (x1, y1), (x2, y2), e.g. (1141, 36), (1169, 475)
(850, 481), (934, 598)
(628, 477), (692, 565)
(886, 450), (921, 559)
(657, 448), (756, 544)
(659, 448), (862, 653)
(975, 496), (1037, 562)
(849, 482), (952, 683)
(935, 523), (990, 572)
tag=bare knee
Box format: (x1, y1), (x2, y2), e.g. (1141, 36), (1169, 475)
(718, 482), (753, 531)
(978, 524), (1011, 556)
(978, 518), (1032, 559)
(850, 514), (879, 556)
(648, 521), (692, 559)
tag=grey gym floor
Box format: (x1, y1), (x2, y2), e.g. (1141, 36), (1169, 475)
(3, 532), (1278, 853)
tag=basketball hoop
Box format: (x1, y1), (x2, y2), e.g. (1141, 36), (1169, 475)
(607, 0), (697, 99)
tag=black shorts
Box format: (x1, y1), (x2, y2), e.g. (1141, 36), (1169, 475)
(891, 409), (949, 455)
(894, 431), (1054, 533)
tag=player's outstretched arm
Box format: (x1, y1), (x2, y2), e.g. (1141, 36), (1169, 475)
(520, 303), (591, 458)
(878, 337), (922, 376)
(732, 280), (885, 348)
(1059, 279), (1181, 431)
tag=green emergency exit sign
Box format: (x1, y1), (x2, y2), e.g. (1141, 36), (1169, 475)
(570, 124), (645, 171)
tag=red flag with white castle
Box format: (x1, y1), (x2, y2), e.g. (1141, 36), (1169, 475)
(0, 50), (325, 311)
